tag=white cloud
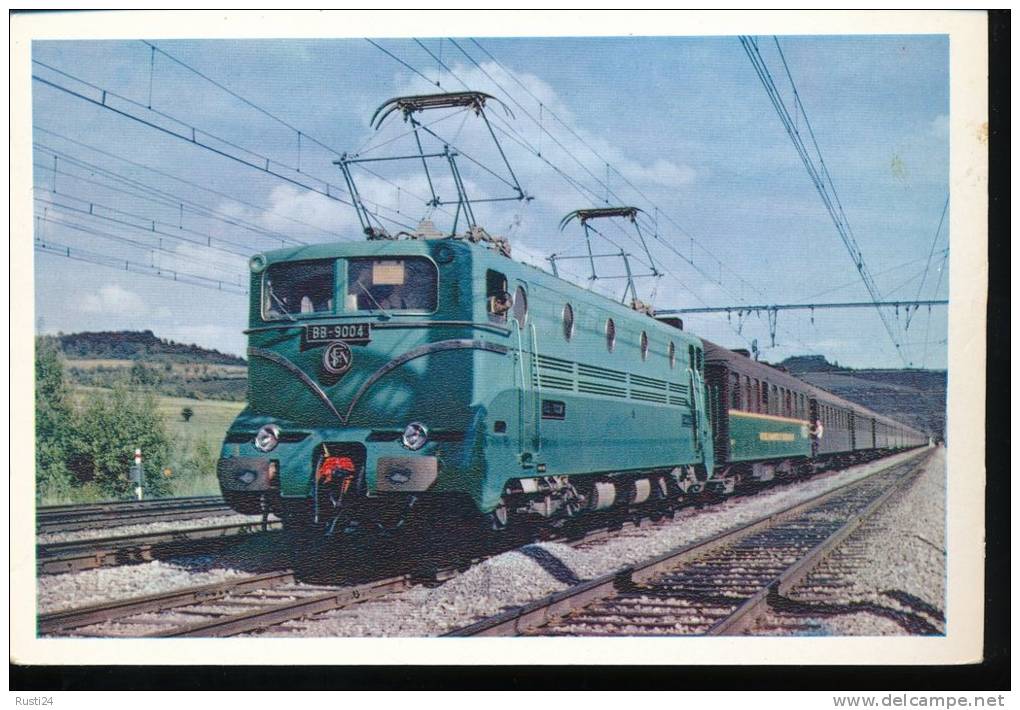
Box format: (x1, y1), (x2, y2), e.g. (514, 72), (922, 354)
(257, 184), (360, 238)
(78, 284), (148, 317)
(619, 158), (695, 188)
(381, 60), (697, 212)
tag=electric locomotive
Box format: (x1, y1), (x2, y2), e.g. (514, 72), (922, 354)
(217, 89), (928, 537)
(217, 230), (717, 533)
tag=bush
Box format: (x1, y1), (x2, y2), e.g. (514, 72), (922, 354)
(36, 336), (176, 500)
(35, 339), (76, 502)
(68, 385), (173, 498)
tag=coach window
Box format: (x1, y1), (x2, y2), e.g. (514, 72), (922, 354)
(752, 379), (760, 413)
(562, 303), (575, 341)
(668, 341), (676, 369)
(605, 318), (616, 352)
(640, 331), (649, 361)
(729, 372), (741, 410)
(263, 259), (335, 320)
(761, 381), (769, 413)
(785, 390), (792, 417)
(744, 376), (752, 414)
(771, 385), (779, 415)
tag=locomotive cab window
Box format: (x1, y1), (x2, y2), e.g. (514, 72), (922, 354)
(486, 270), (511, 322)
(262, 259), (335, 320)
(347, 257), (437, 312)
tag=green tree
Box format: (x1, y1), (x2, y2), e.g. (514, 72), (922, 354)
(35, 337), (75, 501)
(68, 385), (173, 497)
(129, 361), (162, 387)
(181, 406), (195, 423)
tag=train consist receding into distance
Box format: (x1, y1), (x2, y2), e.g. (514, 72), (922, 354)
(216, 92), (928, 538)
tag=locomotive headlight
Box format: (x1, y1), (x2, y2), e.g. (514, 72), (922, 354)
(254, 424), (281, 453)
(401, 422), (429, 451)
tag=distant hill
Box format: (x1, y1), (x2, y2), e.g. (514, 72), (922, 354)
(778, 354), (946, 438)
(51, 330), (246, 366)
(42, 330), (247, 402)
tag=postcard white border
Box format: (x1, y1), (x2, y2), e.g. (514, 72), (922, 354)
(9, 9), (988, 666)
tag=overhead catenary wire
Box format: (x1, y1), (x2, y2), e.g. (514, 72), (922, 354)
(32, 156), (303, 250)
(35, 237), (248, 295)
(739, 36), (910, 365)
(31, 60), (419, 234)
(445, 40), (825, 351)
(366, 38), (766, 348)
(34, 186), (257, 258)
(35, 126), (341, 241)
(34, 212), (247, 283)
(143, 40), (455, 226)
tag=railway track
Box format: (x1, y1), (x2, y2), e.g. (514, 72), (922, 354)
(38, 451), (926, 637)
(37, 520), (281, 575)
(37, 496), (234, 534)
(38, 570), (417, 637)
(445, 451), (931, 637)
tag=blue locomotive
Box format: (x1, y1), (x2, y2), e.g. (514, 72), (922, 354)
(217, 231), (927, 534)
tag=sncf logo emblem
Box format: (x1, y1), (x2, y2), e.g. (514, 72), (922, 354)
(322, 341), (353, 376)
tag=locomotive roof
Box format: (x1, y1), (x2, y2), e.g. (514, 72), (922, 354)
(255, 237), (706, 348)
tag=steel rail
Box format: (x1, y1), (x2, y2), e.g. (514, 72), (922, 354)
(37, 499), (236, 534)
(444, 450), (930, 637)
(704, 463), (923, 635)
(38, 450), (924, 637)
(38, 495), (224, 515)
(149, 574), (414, 638)
(37, 520), (282, 575)
(38, 571), (296, 635)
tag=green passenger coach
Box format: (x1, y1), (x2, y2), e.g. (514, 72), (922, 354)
(218, 234), (716, 534)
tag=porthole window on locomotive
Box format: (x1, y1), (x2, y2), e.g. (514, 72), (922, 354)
(562, 303), (575, 341)
(668, 341), (675, 368)
(512, 286), (528, 328)
(605, 318), (616, 352)
(640, 331), (649, 361)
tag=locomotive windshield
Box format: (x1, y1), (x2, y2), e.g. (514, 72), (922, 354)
(346, 257), (437, 312)
(262, 259), (335, 320)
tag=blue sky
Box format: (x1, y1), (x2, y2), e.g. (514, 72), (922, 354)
(31, 34), (949, 368)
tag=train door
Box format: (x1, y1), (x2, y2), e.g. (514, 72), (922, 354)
(809, 398), (820, 457)
(688, 345), (713, 472)
(511, 281), (539, 466)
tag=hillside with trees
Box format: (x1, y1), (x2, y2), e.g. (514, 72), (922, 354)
(778, 355), (947, 439)
(43, 330), (247, 401)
